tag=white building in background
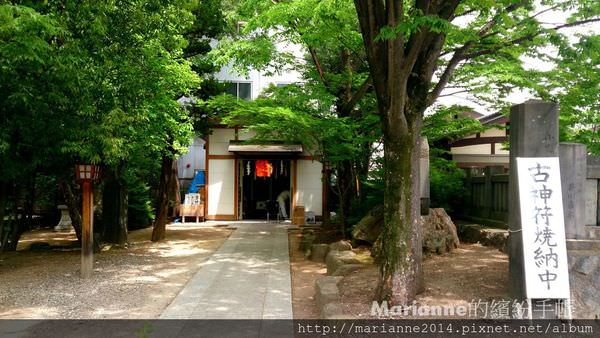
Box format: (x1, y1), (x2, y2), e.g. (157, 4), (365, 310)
(450, 112), (510, 170)
(178, 41), (324, 221)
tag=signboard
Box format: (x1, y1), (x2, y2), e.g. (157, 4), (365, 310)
(516, 157), (570, 299)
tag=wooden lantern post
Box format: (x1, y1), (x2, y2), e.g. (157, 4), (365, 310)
(75, 164), (101, 278)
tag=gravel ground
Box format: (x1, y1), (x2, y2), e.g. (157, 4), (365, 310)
(0, 225), (232, 319)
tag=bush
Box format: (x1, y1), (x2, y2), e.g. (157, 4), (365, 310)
(125, 173), (155, 230)
(429, 155), (466, 214)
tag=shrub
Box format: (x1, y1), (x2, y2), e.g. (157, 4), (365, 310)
(429, 155), (466, 214)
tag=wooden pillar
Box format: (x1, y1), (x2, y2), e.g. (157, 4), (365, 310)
(81, 180), (94, 278)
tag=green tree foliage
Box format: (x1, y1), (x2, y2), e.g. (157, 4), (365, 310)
(207, 0), (598, 304)
(220, 85), (374, 162)
(352, 0), (599, 303)
(422, 106), (486, 213)
(210, 0), (380, 228)
(545, 35), (600, 154)
(0, 1), (207, 248)
(422, 106), (486, 146)
(0, 5), (78, 250)
(0, 5), (72, 182)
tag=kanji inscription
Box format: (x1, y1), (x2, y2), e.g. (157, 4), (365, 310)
(516, 157), (570, 299)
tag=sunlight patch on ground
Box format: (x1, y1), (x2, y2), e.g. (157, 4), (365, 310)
(147, 245), (211, 258)
(154, 268), (189, 278)
(1, 307), (60, 319)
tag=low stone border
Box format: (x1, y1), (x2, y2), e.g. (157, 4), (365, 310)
(326, 250), (361, 275)
(315, 276), (344, 319)
(302, 235), (370, 319)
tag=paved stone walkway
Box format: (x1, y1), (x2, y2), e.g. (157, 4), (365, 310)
(159, 222), (293, 319)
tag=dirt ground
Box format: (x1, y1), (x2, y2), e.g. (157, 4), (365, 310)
(0, 225), (232, 319)
(288, 233), (509, 319)
(340, 243), (509, 318)
(288, 229), (325, 319)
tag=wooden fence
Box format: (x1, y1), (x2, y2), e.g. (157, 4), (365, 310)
(460, 158), (600, 229)
(461, 166), (509, 227)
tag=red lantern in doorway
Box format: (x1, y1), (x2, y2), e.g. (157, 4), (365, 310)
(255, 160), (273, 177)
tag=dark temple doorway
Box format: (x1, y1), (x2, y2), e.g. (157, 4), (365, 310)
(240, 159), (291, 220)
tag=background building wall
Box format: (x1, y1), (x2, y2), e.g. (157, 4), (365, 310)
(207, 129), (236, 218)
(295, 159), (323, 216)
(177, 136), (205, 180)
(207, 159), (235, 217)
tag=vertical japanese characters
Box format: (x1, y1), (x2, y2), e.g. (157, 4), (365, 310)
(529, 163), (559, 290)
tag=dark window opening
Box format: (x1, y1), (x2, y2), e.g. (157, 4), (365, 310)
(224, 82), (252, 100)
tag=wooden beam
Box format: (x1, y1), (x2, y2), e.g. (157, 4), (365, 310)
(450, 136), (508, 148)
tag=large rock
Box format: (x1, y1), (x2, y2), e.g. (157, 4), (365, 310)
(353, 206), (460, 256)
(329, 240), (352, 251)
(459, 224), (508, 253)
(459, 224), (484, 243)
(310, 244), (330, 263)
(351, 205), (384, 244)
(422, 208), (460, 254)
(326, 250), (361, 275)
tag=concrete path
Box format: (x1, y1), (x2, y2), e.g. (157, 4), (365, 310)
(159, 222), (293, 319)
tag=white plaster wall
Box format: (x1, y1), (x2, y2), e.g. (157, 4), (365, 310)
(213, 37), (304, 99)
(451, 154), (509, 166)
(585, 179), (598, 226)
(214, 67), (304, 99)
(451, 144), (492, 155)
(295, 160), (323, 216)
(209, 129), (235, 155)
(208, 159), (235, 216)
(177, 137), (205, 179)
(494, 143), (510, 155)
(480, 127), (506, 138)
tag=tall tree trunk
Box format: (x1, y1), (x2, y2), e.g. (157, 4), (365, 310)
(353, 0), (460, 305)
(169, 160), (181, 218)
(0, 181), (8, 251)
(336, 160), (354, 231)
(376, 114), (423, 304)
(151, 155), (175, 241)
(355, 140), (372, 204)
(24, 173), (36, 231)
(102, 178), (128, 245)
(3, 183), (24, 252)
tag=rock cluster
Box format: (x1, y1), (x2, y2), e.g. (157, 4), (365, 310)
(351, 206), (460, 255)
